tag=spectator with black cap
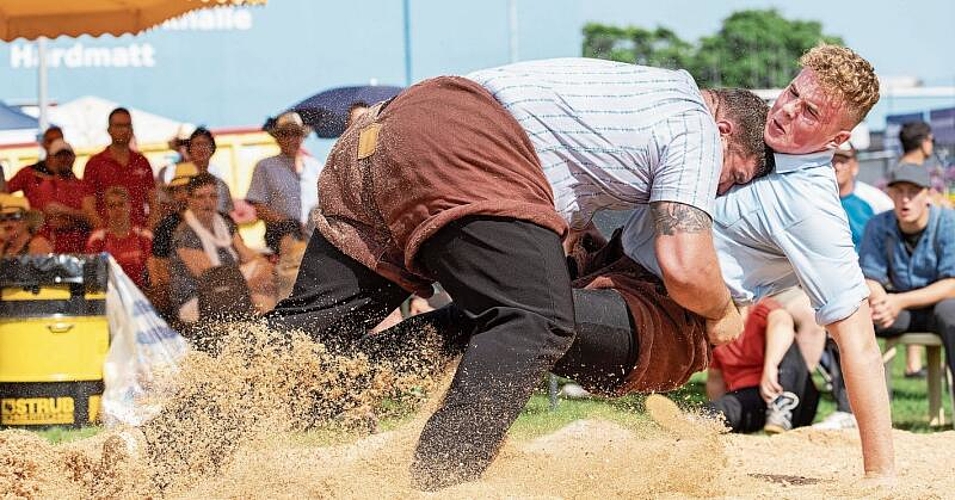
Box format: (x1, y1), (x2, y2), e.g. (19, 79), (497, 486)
(859, 163), (955, 396)
(898, 121), (948, 208)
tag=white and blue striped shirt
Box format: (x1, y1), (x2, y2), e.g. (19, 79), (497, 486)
(467, 58), (721, 230)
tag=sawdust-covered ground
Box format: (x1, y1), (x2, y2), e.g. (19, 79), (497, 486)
(2, 322), (950, 499)
(3, 414), (951, 499)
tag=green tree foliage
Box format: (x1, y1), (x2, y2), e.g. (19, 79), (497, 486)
(582, 23), (694, 69)
(582, 9), (844, 89)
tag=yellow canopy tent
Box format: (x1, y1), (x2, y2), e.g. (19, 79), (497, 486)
(0, 0), (266, 41)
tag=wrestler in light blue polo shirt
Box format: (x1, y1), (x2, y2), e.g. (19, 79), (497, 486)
(622, 150), (870, 326)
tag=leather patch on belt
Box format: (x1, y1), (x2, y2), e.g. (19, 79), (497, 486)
(357, 123), (381, 160)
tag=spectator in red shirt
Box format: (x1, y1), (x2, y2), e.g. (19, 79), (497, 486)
(82, 107), (157, 229)
(86, 186), (153, 290)
(32, 139), (97, 253)
(705, 299), (820, 434)
(4, 126), (63, 202)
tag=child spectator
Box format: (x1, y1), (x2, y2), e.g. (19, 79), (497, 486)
(86, 186), (153, 291)
(706, 299), (820, 434)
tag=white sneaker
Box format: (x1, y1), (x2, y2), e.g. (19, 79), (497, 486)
(559, 382), (590, 399)
(764, 391), (799, 434)
(812, 411), (857, 430)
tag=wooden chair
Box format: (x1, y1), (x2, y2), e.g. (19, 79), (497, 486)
(882, 333), (954, 426)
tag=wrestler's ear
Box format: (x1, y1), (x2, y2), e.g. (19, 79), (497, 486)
(716, 119), (734, 138)
(824, 130), (853, 150)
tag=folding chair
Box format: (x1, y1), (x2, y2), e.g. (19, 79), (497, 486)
(882, 333), (954, 427)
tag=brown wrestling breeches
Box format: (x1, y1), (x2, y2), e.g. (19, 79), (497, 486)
(313, 75), (566, 295)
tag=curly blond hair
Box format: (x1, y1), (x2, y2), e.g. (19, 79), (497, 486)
(799, 43), (879, 126)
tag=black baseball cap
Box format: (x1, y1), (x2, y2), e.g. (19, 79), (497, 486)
(886, 165), (931, 189)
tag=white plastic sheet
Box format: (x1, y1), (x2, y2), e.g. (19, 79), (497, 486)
(102, 256), (189, 427)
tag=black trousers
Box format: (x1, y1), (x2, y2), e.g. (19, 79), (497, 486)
(706, 344), (819, 433)
(267, 216), (576, 490)
(373, 287), (640, 395)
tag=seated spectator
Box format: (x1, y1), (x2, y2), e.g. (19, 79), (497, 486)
(833, 141), (934, 376)
(170, 173), (275, 324)
(185, 127), (234, 215)
(706, 299), (820, 434)
(0, 194), (52, 256)
(33, 139), (97, 252)
(153, 126), (193, 222)
(3, 126), (62, 200)
(86, 186), (153, 291)
(859, 164), (955, 401)
(157, 127), (233, 218)
(834, 143), (893, 252)
(148, 163), (199, 317)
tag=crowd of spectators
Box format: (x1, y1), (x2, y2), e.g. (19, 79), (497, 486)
(0, 107), (319, 331)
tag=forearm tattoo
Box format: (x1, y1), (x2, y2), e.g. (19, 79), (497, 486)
(651, 202), (712, 235)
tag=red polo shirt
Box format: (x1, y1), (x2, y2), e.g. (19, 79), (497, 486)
(86, 227), (153, 290)
(710, 299), (782, 392)
(33, 174), (92, 254)
(83, 147), (155, 227)
(6, 162), (52, 206)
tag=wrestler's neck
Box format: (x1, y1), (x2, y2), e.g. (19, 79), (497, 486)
(701, 90), (719, 120)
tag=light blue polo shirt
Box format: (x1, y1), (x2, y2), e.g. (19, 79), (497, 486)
(622, 151), (870, 326)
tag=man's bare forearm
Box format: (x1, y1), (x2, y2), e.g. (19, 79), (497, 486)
(762, 309), (795, 372)
(894, 278), (955, 310)
(651, 201), (732, 319)
(827, 301), (895, 478)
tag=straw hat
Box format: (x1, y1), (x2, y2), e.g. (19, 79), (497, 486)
(0, 193), (30, 215)
(167, 162), (200, 187)
(0, 193), (43, 232)
(47, 138), (75, 156)
(269, 111), (311, 138)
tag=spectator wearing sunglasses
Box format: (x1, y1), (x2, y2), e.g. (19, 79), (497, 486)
(0, 194), (51, 257)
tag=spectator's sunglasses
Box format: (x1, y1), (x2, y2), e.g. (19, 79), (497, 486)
(0, 212), (25, 222)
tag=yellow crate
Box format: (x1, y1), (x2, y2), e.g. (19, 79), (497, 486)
(0, 316), (109, 383)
